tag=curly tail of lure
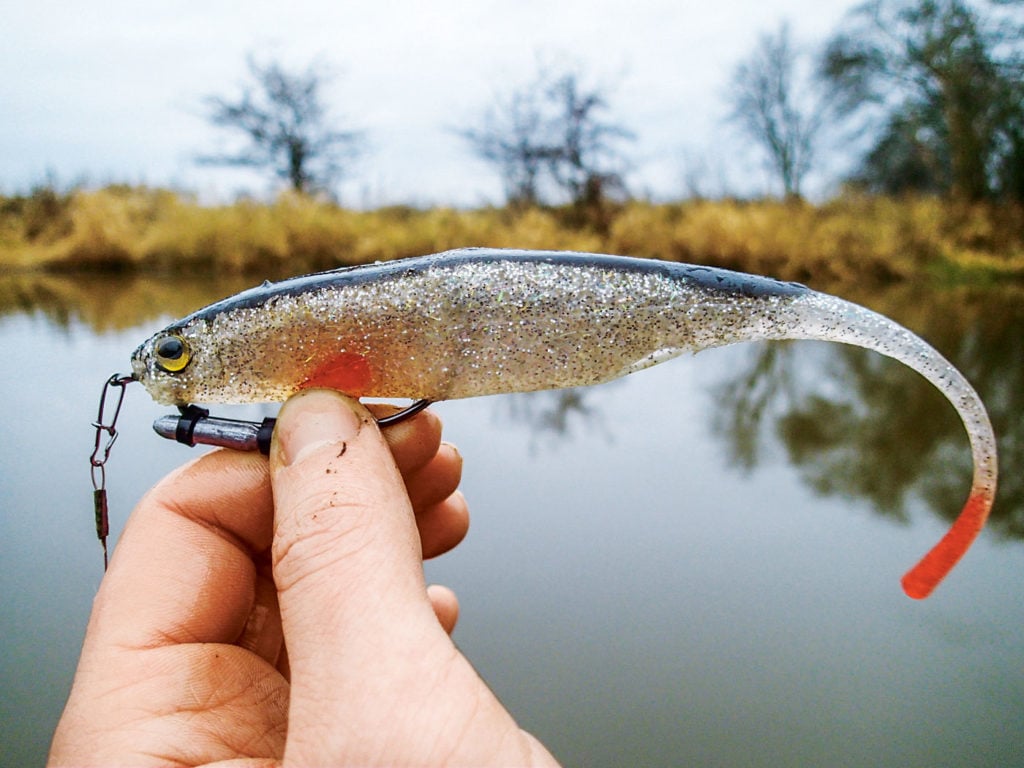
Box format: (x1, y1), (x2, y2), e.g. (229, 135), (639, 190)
(124, 249), (998, 597)
(779, 292), (997, 599)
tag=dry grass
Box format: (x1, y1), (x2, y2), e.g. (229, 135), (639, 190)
(2, 185), (1023, 286)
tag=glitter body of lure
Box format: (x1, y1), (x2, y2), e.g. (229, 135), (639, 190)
(132, 248), (997, 599)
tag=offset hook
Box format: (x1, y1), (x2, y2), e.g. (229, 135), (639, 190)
(153, 399), (433, 455)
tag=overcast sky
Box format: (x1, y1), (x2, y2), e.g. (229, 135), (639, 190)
(4, 0), (861, 206)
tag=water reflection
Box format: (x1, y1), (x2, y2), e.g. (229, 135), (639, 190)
(2, 271), (1022, 767)
(717, 343), (967, 519)
(710, 285), (1023, 540)
(0, 271), (254, 332)
(495, 387), (615, 447)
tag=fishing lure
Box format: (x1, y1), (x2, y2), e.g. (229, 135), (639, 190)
(109, 248), (998, 598)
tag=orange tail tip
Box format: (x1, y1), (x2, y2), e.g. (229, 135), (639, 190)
(901, 492), (991, 599)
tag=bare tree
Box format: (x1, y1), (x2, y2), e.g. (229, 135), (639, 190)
(542, 71), (634, 209)
(458, 85), (553, 207)
(199, 56), (362, 195)
(459, 64), (634, 211)
(727, 22), (829, 199)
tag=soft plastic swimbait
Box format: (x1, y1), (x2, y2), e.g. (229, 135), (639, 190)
(127, 248), (997, 598)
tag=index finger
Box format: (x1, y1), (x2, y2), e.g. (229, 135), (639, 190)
(91, 449), (273, 650)
(87, 404), (452, 650)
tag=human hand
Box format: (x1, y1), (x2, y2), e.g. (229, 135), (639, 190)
(49, 389), (558, 766)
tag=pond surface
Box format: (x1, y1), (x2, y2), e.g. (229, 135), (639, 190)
(1, 272), (1022, 767)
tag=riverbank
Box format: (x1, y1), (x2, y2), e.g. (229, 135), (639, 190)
(2, 185), (1023, 286)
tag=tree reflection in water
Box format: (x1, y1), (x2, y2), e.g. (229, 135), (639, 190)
(710, 285), (1023, 541)
(495, 386), (614, 448)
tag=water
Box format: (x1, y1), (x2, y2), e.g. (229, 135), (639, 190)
(2, 273), (1022, 767)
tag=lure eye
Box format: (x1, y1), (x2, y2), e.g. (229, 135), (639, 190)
(153, 334), (191, 373)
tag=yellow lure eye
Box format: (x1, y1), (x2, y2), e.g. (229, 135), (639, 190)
(153, 334), (191, 373)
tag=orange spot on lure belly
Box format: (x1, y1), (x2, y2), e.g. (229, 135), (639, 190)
(301, 352), (373, 396)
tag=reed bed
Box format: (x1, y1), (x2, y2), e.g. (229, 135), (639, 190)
(2, 185), (1022, 285)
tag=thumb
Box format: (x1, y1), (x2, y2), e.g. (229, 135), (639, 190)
(268, 389), (560, 765)
(269, 389), (446, 706)
(270, 388), (428, 604)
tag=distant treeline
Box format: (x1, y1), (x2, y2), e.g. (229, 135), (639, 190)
(189, 1), (1023, 211)
(1, 185), (1022, 286)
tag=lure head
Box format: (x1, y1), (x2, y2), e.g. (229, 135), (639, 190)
(131, 298), (386, 405)
(132, 322), (217, 405)
(131, 316), (306, 405)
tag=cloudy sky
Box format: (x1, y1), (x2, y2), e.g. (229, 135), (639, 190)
(4, 0), (861, 205)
